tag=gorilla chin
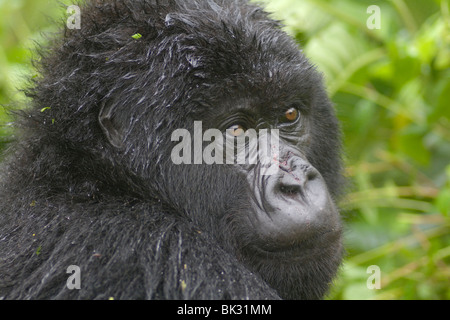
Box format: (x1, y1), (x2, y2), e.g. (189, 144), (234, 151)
(242, 234), (344, 300)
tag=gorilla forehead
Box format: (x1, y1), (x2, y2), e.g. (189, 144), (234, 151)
(56, 0), (317, 118)
(158, 7), (318, 117)
(163, 3), (314, 92)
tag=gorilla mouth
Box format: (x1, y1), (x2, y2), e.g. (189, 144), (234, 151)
(244, 228), (343, 259)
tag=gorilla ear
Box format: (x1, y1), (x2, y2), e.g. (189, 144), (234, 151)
(98, 100), (126, 149)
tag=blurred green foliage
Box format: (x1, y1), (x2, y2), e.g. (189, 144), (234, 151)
(0, 0), (71, 149)
(1, 0), (449, 300)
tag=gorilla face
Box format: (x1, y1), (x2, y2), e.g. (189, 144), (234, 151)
(205, 93), (343, 300)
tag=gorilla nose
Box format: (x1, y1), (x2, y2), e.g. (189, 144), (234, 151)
(277, 157), (319, 198)
(251, 155), (340, 249)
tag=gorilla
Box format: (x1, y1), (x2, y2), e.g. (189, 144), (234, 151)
(0, 0), (345, 300)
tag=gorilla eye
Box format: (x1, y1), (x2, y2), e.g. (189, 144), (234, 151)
(284, 107), (299, 122)
(228, 124), (246, 137)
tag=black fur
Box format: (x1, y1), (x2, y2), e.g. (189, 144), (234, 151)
(0, 0), (344, 300)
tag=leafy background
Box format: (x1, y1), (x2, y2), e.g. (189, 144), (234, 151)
(0, 0), (449, 299)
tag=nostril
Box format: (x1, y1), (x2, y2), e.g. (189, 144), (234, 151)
(289, 160), (318, 183)
(306, 168), (318, 181)
(279, 184), (302, 196)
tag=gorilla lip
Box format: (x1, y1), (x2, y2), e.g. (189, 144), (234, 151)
(246, 228), (342, 258)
